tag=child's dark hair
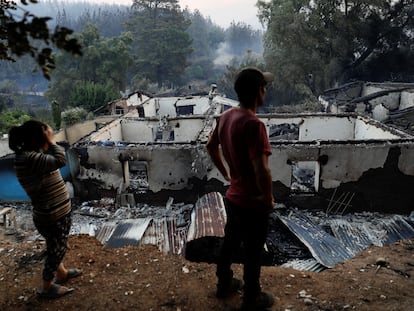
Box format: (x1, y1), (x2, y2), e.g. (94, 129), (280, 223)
(9, 120), (48, 153)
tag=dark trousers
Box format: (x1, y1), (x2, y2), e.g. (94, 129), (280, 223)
(216, 199), (269, 299)
(34, 214), (72, 281)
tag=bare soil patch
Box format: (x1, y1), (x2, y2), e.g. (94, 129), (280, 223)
(1, 235), (414, 311)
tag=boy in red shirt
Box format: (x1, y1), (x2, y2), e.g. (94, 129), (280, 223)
(207, 67), (275, 310)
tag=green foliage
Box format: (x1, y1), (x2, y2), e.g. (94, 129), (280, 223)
(220, 51), (267, 100)
(1, 0), (82, 79)
(258, 0), (414, 105)
(46, 24), (131, 110)
(225, 22), (264, 55)
(128, 0), (193, 88)
(69, 81), (119, 112)
(51, 100), (61, 129)
(0, 110), (31, 135)
(0, 80), (23, 111)
(61, 107), (90, 126)
(184, 9), (225, 82)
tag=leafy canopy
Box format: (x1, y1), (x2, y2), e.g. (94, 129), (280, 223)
(0, 0), (82, 79)
(127, 0), (193, 88)
(258, 0), (414, 105)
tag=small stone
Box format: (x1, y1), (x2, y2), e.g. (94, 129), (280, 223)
(304, 298), (313, 305)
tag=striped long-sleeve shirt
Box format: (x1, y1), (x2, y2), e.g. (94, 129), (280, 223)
(14, 144), (71, 224)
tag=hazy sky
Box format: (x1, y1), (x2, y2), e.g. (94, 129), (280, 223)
(179, 0), (263, 29)
(84, 0), (264, 29)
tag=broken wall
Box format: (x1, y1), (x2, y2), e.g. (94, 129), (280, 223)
(74, 143), (209, 199)
(55, 116), (117, 145)
(89, 120), (123, 142)
(0, 139), (11, 157)
(400, 90), (414, 110)
(362, 84), (401, 110)
(118, 117), (206, 142)
(260, 114), (404, 141)
(71, 112), (414, 214)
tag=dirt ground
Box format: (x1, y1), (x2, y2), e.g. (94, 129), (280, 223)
(0, 234), (413, 311)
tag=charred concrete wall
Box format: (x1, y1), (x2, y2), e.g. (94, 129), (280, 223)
(261, 114), (402, 141)
(70, 112), (414, 213)
(73, 143), (210, 200)
(320, 82), (414, 123)
(88, 117), (206, 143)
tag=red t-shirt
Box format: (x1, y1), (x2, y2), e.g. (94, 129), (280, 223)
(215, 107), (271, 208)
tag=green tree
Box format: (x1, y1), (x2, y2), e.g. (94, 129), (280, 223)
(0, 110), (31, 135)
(225, 22), (264, 55)
(220, 51), (268, 102)
(184, 9), (225, 81)
(0, 79), (23, 111)
(258, 0), (414, 105)
(61, 107), (89, 127)
(46, 24), (132, 110)
(127, 0), (193, 88)
(1, 0), (82, 79)
(69, 81), (119, 112)
(51, 100), (61, 129)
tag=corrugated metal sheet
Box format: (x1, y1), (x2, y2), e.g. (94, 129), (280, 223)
(281, 259), (326, 272)
(279, 211), (354, 268)
(330, 214), (414, 252)
(278, 211), (414, 270)
(141, 217), (188, 255)
(328, 219), (374, 254)
(94, 193), (414, 272)
(105, 218), (152, 248)
(95, 222), (116, 245)
(186, 192), (226, 242)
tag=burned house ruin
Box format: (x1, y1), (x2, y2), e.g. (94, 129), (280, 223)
(2, 88), (414, 270)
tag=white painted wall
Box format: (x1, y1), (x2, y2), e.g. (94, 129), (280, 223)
(140, 96), (238, 119)
(126, 92), (150, 107)
(299, 116), (355, 141)
(121, 119), (154, 142)
(400, 91), (414, 110)
(399, 144), (414, 175)
(141, 99), (159, 117)
(54, 116), (117, 145)
(372, 104), (389, 122)
(0, 139), (11, 157)
(261, 115), (355, 141)
(171, 118), (205, 142)
(354, 118), (400, 140)
(362, 85), (400, 110)
(155, 97), (179, 117)
(90, 120), (123, 142)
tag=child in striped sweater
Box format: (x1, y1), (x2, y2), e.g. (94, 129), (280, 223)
(9, 120), (82, 299)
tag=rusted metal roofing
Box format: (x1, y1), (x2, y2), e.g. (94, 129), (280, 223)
(141, 217), (188, 255)
(186, 192), (226, 242)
